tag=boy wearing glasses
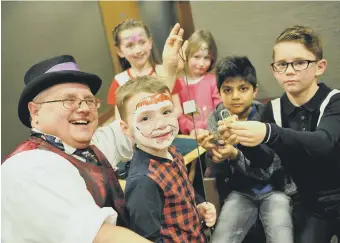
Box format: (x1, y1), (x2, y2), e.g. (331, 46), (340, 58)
(225, 26), (340, 242)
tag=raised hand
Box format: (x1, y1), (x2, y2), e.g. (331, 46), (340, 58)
(162, 23), (188, 79)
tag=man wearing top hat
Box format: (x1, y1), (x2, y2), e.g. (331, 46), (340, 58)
(1, 23), (186, 243)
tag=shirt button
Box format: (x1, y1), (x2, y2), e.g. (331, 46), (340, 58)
(302, 127), (306, 131)
(301, 115), (305, 120)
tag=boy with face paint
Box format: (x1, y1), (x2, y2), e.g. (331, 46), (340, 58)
(116, 75), (216, 243)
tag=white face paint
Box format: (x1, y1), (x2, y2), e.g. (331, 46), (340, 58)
(132, 93), (179, 150)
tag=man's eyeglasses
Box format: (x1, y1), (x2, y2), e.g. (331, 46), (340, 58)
(35, 97), (101, 110)
(271, 60), (317, 72)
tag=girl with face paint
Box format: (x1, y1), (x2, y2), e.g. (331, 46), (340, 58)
(177, 29), (221, 136)
(107, 19), (183, 120)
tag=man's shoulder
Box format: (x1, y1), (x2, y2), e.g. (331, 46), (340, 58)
(2, 150), (77, 182)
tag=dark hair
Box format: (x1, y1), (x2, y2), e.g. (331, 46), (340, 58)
(215, 56), (257, 91)
(112, 19), (160, 70)
(274, 25), (323, 60)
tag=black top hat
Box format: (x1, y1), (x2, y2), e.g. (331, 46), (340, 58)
(18, 55), (102, 128)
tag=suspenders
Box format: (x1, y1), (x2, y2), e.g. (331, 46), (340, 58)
(270, 89), (340, 127)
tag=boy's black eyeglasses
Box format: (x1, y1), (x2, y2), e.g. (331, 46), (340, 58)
(34, 98), (101, 110)
(271, 60), (317, 72)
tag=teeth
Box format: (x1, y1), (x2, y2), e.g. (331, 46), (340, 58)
(71, 120), (89, 125)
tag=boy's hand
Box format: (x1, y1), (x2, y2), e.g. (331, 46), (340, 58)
(217, 115), (238, 140)
(197, 131), (215, 151)
(228, 121), (267, 147)
(162, 23), (188, 77)
(211, 140), (238, 163)
(197, 202), (216, 227)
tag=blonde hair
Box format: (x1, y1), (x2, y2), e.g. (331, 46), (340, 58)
(116, 76), (170, 121)
(273, 25), (323, 60)
(185, 29), (218, 74)
(112, 19), (161, 70)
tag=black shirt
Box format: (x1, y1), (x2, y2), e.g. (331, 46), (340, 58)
(261, 83), (340, 213)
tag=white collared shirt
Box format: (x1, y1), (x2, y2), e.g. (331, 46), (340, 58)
(1, 120), (133, 243)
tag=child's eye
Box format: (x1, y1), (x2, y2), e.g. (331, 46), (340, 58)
(163, 109), (172, 115)
(139, 40), (146, 45)
(240, 87), (249, 91)
(140, 117), (149, 122)
(126, 43), (133, 48)
(223, 88), (231, 93)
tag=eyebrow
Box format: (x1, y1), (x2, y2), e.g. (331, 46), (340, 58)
(275, 57), (308, 62)
(222, 83), (249, 88)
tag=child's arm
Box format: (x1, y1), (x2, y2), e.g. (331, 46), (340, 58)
(172, 93), (183, 118)
(125, 176), (164, 242)
(210, 141), (280, 181)
(229, 94), (340, 156)
(91, 120), (133, 167)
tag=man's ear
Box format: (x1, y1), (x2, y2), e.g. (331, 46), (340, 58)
(28, 101), (40, 125)
(316, 59), (327, 77)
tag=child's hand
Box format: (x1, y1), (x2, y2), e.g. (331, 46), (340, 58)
(217, 115), (238, 141)
(162, 23), (188, 77)
(197, 131), (215, 151)
(197, 202), (216, 227)
(211, 140), (238, 163)
(228, 121), (267, 147)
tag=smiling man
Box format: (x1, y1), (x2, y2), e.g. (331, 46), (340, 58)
(1, 55), (153, 243)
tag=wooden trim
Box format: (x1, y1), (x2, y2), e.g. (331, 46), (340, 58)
(175, 1), (195, 40)
(98, 1), (140, 74)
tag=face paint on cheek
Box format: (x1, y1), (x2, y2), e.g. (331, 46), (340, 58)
(132, 93), (179, 150)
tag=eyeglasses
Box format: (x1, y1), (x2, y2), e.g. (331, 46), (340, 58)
(271, 60), (317, 72)
(35, 97), (101, 110)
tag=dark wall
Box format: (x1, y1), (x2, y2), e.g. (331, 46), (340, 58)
(1, 1), (114, 159)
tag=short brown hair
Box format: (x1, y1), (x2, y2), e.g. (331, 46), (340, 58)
(185, 29), (218, 73)
(116, 76), (171, 121)
(273, 25), (323, 60)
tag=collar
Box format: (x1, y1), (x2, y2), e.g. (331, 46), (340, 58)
(127, 66), (156, 80)
(134, 145), (176, 164)
(281, 82), (331, 115)
(31, 128), (77, 155)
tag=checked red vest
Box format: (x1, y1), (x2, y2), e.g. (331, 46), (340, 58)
(3, 136), (130, 227)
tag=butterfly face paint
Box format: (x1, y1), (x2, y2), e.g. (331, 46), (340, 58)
(133, 93), (179, 150)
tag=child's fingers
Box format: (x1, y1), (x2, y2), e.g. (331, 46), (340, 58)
(178, 28), (184, 38)
(182, 40), (188, 52)
(169, 23), (180, 36)
(174, 34), (184, 51)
